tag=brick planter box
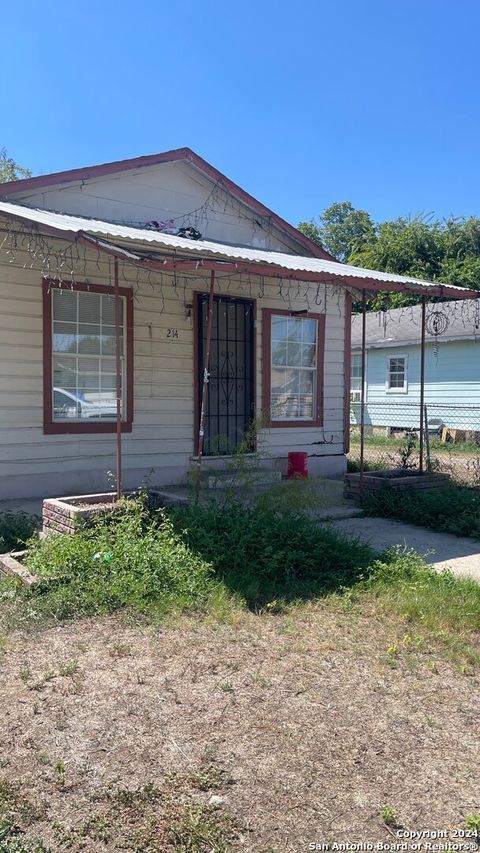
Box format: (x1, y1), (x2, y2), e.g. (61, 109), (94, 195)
(42, 492), (120, 535)
(42, 490), (188, 536)
(0, 550), (37, 586)
(344, 469), (450, 500)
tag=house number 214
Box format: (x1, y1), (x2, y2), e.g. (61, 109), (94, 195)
(166, 329), (179, 339)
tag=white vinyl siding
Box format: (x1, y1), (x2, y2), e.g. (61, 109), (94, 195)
(0, 230), (348, 498)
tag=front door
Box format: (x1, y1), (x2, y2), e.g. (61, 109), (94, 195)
(196, 294), (255, 456)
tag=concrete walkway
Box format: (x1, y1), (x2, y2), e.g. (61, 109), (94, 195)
(326, 516), (480, 582)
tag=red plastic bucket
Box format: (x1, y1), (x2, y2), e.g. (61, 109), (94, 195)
(287, 451), (308, 479)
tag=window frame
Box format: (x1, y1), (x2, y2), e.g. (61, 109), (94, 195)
(350, 351), (366, 402)
(385, 353), (408, 394)
(43, 278), (134, 434)
(262, 308), (325, 428)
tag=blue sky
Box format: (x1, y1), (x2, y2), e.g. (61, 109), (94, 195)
(3, 0), (479, 227)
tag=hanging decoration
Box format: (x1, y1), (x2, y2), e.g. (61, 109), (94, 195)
(0, 218), (348, 318)
(426, 310), (449, 337)
(426, 308), (449, 362)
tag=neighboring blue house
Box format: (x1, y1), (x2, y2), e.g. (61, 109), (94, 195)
(350, 300), (480, 435)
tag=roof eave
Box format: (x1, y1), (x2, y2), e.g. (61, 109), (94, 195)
(1, 207), (477, 299)
(0, 147), (333, 262)
(352, 334), (479, 349)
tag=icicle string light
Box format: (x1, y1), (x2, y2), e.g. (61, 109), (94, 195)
(0, 219), (344, 318)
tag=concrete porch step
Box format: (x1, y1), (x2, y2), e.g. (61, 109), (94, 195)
(312, 504), (364, 521)
(206, 469), (282, 490)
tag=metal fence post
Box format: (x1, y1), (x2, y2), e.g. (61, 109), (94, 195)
(424, 404), (431, 472)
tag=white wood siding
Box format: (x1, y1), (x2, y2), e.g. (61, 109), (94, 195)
(0, 241), (347, 498)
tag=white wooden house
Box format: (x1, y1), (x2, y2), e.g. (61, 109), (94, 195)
(0, 148), (469, 499)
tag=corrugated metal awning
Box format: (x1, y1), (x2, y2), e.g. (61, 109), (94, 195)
(0, 200), (476, 298)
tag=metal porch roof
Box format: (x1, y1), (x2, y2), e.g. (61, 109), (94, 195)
(0, 200), (476, 298)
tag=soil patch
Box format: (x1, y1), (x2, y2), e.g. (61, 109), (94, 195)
(0, 607), (478, 850)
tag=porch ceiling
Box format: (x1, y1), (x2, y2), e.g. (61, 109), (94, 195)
(0, 200), (477, 299)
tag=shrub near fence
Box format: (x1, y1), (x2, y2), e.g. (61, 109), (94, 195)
(349, 401), (480, 485)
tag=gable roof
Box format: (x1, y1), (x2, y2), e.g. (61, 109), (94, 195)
(352, 300), (480, 349)
(0, 147), (333, 261)
(0, 200), (477, 299)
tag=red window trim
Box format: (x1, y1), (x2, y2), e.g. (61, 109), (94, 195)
(43, 278), (134, 435)
(262, 307), (325, 428)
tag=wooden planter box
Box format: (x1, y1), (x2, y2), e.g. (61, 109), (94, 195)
(42, 489), (188, 536)
(344, 469), (450, 500)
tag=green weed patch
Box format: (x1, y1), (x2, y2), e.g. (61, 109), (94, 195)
(364, 484), (480, 539)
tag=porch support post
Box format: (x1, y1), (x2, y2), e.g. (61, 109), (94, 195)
(195, 270), (215, 501)
(419, 296), (427, 473)
(359, 291), (367, 496)
(114, 258), (122, 500)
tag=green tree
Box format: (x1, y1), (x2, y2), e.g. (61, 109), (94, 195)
(350, 215), (444, 280)
(0, 148), (31, 183)
(299, 203), (480, 309)
(299, 201), (375, 261)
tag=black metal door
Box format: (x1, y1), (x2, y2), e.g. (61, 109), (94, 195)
(197, 295), (255, 456)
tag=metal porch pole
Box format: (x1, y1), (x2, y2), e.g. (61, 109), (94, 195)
(419, 297), (426, 473)
(359, 291), (367, 496)
(114, 258), (122, 500)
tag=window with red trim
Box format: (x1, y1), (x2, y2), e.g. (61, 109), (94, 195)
(262, 308), (325, 427)
(43, 280), (134, 434)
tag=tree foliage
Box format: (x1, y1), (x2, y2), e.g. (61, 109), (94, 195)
(299, 202), (480, 307)
(299, 201), (375, 262)
(0, 148), (31, 183)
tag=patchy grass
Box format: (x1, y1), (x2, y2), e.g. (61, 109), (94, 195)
(0, 768), (240, 852)
(0, 608), (477, 851)
(364, 483), (480, 540)
(0, 512), (39, 554)
(346, 457), (390, 473)
(361, 550), (480, 634)
(0, 489), (478, 849)
(0, 496), (478, 670)
(350, 431), (480, 456)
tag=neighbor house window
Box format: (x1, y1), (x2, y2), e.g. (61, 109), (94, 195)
(387, 356), (407, 391)
(43, 280), (133, 434)
(262, 309), (325, 426)
(351, 353), (362, 401)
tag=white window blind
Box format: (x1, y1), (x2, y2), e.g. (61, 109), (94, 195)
(52, 289), (125, 421)
(387, 356), (406, 390)
(351, 354), (362, 401)
(270, 315), (317, 420)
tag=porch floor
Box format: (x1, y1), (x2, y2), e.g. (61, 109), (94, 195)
(0, 478), (359, 522)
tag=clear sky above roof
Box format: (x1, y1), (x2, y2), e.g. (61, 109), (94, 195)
(3, 0), (479, 228)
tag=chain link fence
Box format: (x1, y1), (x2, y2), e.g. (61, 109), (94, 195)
(349, 401), (480, 485)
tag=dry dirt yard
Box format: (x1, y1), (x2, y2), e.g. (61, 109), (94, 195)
(0, 605), (478, 852)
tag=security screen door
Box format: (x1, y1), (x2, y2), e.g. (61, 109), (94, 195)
(197, 294), (255, 456)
